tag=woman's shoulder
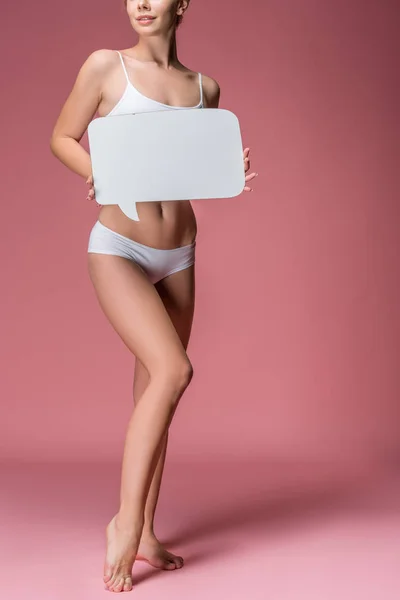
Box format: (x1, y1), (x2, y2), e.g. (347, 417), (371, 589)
(199, 73), (220, 108)
(79, 48), (119, 75)
(180, 63), (220, 91)
(182, 66), (220, 103)
(201, 73), (220, 94)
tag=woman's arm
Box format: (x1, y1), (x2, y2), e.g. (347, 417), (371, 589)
(50, 49), (113, 180)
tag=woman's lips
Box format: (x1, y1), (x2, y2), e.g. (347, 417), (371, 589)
(137, 17), (156, 25)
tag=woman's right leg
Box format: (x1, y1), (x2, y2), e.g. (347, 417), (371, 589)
(134, 264), (196, 569)
(87, 253), (194, 593)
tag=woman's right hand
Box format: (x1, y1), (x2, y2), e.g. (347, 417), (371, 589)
(86, 173), (100, 205)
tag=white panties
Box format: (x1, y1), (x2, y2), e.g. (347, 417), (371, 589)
(88, 220), (196, 285)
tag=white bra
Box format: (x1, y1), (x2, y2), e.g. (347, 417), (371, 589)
(105, 50), (204, 117)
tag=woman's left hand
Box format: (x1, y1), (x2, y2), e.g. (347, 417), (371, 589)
(86, 173), (101, 207)
(243, 147), (258, 192)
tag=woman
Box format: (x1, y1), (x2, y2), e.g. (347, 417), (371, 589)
(50, 0), (257, 593)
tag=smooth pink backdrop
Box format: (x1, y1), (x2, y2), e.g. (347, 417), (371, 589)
(1, 0), (399, 466)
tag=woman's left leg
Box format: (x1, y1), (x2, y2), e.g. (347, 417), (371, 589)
(133, 263), (195, 569)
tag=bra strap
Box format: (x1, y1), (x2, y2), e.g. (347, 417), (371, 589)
(116, 51), (130, 85)
(198, 73), (203, 106)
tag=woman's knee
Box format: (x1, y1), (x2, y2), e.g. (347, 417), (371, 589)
(155, 357), (194, 394)
(179, 359), (194, 388)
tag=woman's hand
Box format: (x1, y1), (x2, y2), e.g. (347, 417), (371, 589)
(86, 173), (100, 206)
(243, 147), (258, 192)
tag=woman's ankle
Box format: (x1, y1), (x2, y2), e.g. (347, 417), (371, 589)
(115, 509), (144, 534)
(141, 523), (155, 539)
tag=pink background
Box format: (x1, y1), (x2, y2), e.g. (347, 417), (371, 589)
(1, 1), (399, 466)
(2, 2), (400, 598)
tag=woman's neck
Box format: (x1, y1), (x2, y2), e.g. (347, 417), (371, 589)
(132, 31), (179, 70)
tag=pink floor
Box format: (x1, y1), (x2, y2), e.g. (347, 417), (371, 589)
(2, 459), (400, 599)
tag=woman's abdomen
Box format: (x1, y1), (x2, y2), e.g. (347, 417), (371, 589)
(97, 200), (197, 250)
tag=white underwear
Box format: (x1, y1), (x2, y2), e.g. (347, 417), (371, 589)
(88, 220), (196, 285)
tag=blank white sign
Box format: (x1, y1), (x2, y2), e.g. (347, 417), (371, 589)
(87, 108), (245, 215)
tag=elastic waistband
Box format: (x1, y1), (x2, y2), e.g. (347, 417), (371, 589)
(95, 220), (196, 252)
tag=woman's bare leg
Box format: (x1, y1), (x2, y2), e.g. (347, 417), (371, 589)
(134, 265), (195, 569)
(132, 366), (180, 570)
(87, 254), (194, 593)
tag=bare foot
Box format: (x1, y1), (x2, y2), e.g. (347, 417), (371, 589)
(136, 532), (184, 570)
(104, 514), (141, 592)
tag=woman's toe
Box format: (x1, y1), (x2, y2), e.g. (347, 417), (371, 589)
(108, 573), (120, 590)
(111, 576), (124, 592)
(123, 576), (133, 591)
